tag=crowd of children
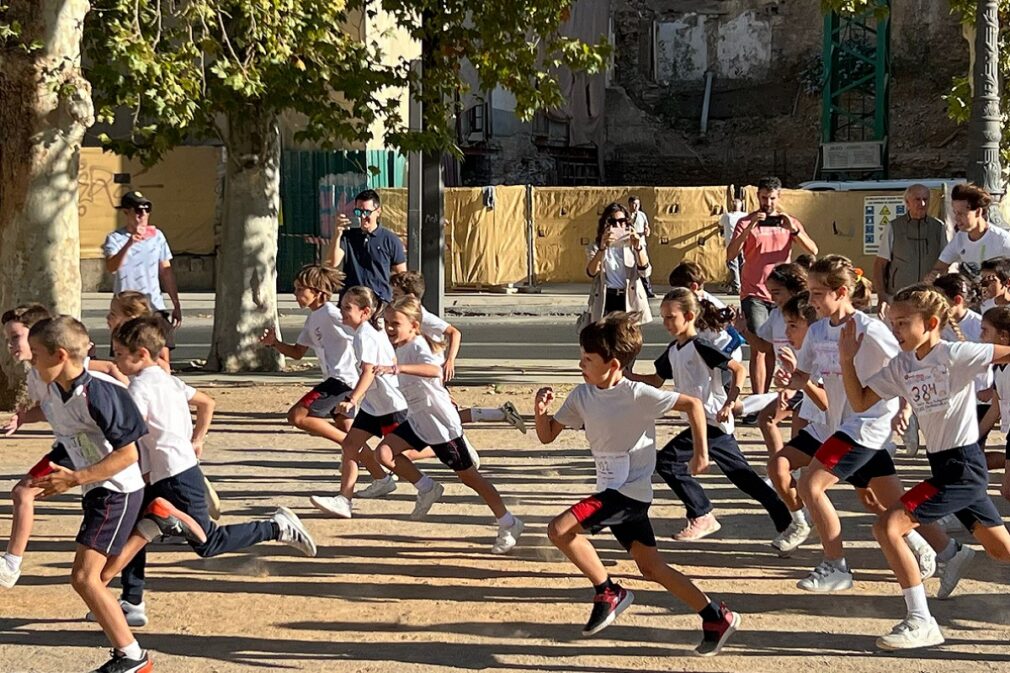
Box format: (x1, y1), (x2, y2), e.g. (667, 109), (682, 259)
(3, 245), (1010, 668)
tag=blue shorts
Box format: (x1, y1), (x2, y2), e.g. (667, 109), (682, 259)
(569, 489), (656, 551)
(813, 432), (896, 489)
(901, 443), (1003, 531)
(77, 487), (144, 556)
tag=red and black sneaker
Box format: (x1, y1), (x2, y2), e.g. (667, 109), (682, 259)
(88, 648), (153, 673)
(695, 603), (741, 656)
(582, 584), (634, 637)
(141, 497), (207, 545)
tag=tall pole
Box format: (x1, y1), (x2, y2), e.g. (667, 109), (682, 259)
(406, 60), (423, 272)
(968, 0), (1003, 205)
(419, 10), (444, 316)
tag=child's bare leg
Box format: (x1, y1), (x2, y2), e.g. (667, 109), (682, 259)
(872, 507), (922, 589)
(455, 467), (507, 518)
(72, 546), (134, 649)
(287, 404), (348, 445)
(338, 429), (372, 499)
(972, 522), (1010, 562)
(357, 441), (388, 479)
(986, 452), (1005, 471)
(401, 447), (436, 462)
(7, 479), (40, 557)
(547, 511), (608, 585)
(628, 542), (708, 611)
(769, 448), (809, 511)
(376, 436), (426, 484)
(798, 463), (844, 559)
(458, 408), (473, 424)
(100, 533), (149, 586)
(865, 475), (950, 552)
(758, 400), (789, 457)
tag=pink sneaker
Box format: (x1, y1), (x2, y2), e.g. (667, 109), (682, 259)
(674, 514), (722, 541)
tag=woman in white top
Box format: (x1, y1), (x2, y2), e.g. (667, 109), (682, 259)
(977, 306), (1010, 488)
(370, 296), (524, 554)
(841, 284), (1010, 651)
(583, 203), (652, 327)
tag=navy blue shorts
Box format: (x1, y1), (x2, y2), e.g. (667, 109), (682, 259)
(813, 432), (896, 489)
(901, 443), (1003, 531)
(352, 408), (408, 438)
(298, 378), (353, 418)
(77, 487), (144, 556)
(392, 421), (473, 471)
(785, 428), (821, 458)
(569, 489), (656, 551)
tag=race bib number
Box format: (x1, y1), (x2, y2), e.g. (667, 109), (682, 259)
(813, 342), (842, 377)
(71, 432), (105, 464)
(594, 454), (631, 492)
(903, 367), (950, 415)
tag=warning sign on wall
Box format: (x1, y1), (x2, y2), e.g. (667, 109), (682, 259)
(863, 195), (907, 255)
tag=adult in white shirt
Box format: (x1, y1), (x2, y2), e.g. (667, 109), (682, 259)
(720, 198), (747, 294)
(927, 183), (1010, 282)
(628, 196), (655, 297)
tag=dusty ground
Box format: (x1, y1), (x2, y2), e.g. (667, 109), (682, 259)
(2, 383), (1009, 673)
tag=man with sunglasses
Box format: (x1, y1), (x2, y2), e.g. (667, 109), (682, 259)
(324, 189), (407, 308)
(103, 191), (183, 328)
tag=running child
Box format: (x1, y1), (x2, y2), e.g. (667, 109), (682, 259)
(105, 291), (172, 372)
(628, 288), (793, 543)
(979, 256), (1010, 314)
(25, 316), (153, 673)
(98, 316), (317, 627)
(788, 256), (941, 593)
(977, 306), (1010, 493)
(309, 286), (408, 519)
(840, 284), (1010, 650)
(668, 261), (745, 363)
(533, 312), (740, 655)
(369, 296), (524, 551)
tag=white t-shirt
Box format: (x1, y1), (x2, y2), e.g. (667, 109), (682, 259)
(994, 364), (1010, 433)
(938, 225), (1010, 275)
(654, 337), (734, 433)
(102, 228), (174, 311)
(420, 307), (449, 344)
(756, 307), (791, 362)
(867, 341), (993, 453)
(721, 211), (747, 244)
(352, 321), (407, 416)
(942, 309), (993, 393)
(797, 311), (900, 448)
(698, 290), (743, 362)
(394, 337), (463, 445)
(297, 303), (359, 387)
(554, 378), (679, 503)
(631, 210), (649, 236)
(602, 245), (629, 289)
(128, 365), (199, 484)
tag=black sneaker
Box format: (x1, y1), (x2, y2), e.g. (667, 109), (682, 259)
(739, 413), (760, 426)
(695, 603), (741, 656)
(582, 585), (634, 636)
(87, 649), (152, 673)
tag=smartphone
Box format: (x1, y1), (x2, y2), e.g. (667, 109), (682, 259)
(760, 214), (784, 227)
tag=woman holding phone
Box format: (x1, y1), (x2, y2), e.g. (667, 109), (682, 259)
(582, 202), (652, 329)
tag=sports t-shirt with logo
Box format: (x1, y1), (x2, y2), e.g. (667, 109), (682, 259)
(296, 302), (359, 387)
(867, 341), (993, 452)
(394, 336), (463, 445)
(128, 365), (199, 484)
(942, 309), (993, 393)
(29, 370), (146, 494)
(797, 311), (899, 448)
(938, 225), (1010, 277)
(352, 321), (407, 416)
(554, 379), (679, 503)
(654, 336), (733, 433)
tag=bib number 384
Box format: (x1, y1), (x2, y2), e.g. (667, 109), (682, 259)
(904, 367), (950, 415)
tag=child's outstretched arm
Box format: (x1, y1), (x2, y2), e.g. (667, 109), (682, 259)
(189, 390), (216, 458)
(2, 404), (45, 436)
(534, 387), (564, 444)
(376, 362), (441, 379)
(672, 393), (709, 475)
(87, 359), (129, 385)
(260, 326), (308, 360)
(624, 370), (664, 387)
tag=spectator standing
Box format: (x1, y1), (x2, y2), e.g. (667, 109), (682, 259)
(628, 196), (655, 297)
(583, 202), (652, 327)
(926, 183), (1010, 282)
(720, 198), (747, 294)
(103, 191), (183, 328)
(726, 177), (818, 395)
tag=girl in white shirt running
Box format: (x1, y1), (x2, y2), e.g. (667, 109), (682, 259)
(841, 284), (1010, 651)
(788, 256), (944, 594)
(976, 306), (1010, 495)
(370, 296), (524, 553)
(309, 286), (409, 519)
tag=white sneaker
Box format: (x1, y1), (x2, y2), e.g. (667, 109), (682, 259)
(491, 518), (524, 554)
(86, 599), (148, 627)
(876, 616), (944, 650)
(356, 476), (397, 499)
(500, 401), (527, 434)
(913, 543), (937, 581)
(937, 544), (976, 600)
(903, 415), (921, 456)
(771, 521), (811, 557)
(273, 506), (317, 557)
(0, 561), (21, 589)
(797, 561), (853, 592)
(310, 494), (352, 519)
(463, 435), (481, 470)
(410, 482), (444, 520)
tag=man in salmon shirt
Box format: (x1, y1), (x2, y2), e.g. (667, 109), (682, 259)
(726, 177), (818, 398)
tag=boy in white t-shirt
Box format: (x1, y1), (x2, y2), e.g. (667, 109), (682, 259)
(533, 312), (740, 656)
(101, 317), (317, 628)
(927, 183), (1010, 280)
(389, 271), (527, 434)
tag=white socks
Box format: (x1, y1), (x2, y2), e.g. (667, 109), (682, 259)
(471, 408), (505, 422)
(790, 509), (808, 526)
(904, 530), (929, 553)
(902, 583), (931, 621)
(415, 475), (436, 493)
(3, 553), (22, 571)
(120, 641), (143, 660)
(497, 512), (516, 529)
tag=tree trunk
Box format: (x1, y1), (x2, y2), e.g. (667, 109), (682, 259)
(206, 109), (284, 372)
(0, 1), (92, 409)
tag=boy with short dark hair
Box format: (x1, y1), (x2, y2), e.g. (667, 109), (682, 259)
(533, 312), (740, 656)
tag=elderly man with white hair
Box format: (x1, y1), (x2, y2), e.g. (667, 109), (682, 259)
(872, 184), (948, 317)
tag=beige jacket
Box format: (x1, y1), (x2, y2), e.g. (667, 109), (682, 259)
(585, 245), (653, 325)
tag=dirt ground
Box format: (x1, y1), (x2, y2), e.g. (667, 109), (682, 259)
(2, 383), (1009, 673)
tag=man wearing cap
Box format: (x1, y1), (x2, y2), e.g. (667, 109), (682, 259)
(103, 191), (183, 326)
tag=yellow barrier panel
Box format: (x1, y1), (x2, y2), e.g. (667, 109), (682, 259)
(445, 186), (528, 287)
(79, 147), (220, 259)
(651, 186), (732, 285)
